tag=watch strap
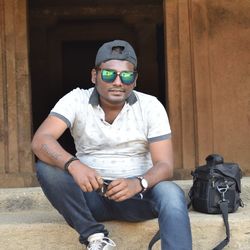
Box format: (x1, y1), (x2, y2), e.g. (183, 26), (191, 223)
(137, 176), (148, 193)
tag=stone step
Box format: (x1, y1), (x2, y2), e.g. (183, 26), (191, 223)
(1, 178), (249, 212)
(0, 178), (250, 250)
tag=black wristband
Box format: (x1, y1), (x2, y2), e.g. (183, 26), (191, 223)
(64, 156), (78, 173)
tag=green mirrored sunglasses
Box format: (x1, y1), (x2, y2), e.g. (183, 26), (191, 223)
(97, 68), (137, 85)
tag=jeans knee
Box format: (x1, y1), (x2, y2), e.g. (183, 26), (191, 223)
(36, 160), (73, 190)
(150, 181), (187, 211)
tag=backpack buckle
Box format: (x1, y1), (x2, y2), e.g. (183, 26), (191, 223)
(217, 184), (229, 202)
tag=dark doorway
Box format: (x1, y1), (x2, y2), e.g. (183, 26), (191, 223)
(62, 40), (105, 92)
(28, 0), (166, 154)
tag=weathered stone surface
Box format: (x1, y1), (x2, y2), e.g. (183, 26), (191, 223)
(0, 207), (250, 249)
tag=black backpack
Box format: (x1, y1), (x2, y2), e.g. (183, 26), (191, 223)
(188, 154), (244, 250)
(148, 154), (244, 250)
(189, 154), (243, 213)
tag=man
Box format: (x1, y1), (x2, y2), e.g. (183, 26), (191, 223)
(31, 40), (192, 250)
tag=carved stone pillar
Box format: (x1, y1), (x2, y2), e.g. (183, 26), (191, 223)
(0, 0), (35, 187)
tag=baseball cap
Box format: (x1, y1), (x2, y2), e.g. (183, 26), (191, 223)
(95, 40), (137, 67)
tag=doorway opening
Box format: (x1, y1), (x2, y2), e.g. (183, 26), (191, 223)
(28, 0), (166, 154)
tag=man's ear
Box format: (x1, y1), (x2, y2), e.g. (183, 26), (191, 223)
(91, 69), (97, 84)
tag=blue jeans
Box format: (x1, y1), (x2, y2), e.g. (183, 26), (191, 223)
(36, 161), (192, 249)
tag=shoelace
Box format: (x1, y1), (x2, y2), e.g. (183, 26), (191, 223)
(88, 237), (116, 250)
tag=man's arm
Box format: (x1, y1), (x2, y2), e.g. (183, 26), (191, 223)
(31, 115), (72, 167)
(31, 115), (103, 192)
(144, 138), (173, 187)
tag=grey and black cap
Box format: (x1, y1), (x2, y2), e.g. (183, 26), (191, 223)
(95, 40), (137, 67)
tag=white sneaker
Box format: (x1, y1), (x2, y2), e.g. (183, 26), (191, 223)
(87, 233), (116, 250)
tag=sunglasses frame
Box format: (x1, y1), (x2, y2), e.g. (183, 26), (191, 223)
(96, 68), (137, 85)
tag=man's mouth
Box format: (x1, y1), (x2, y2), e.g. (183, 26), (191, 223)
(108, 88), (125, 93)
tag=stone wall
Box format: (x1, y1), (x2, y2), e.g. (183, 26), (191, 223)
(0, 0), (249, 187)
(166, 0), (250, 177)
(0, 0), (36, 187)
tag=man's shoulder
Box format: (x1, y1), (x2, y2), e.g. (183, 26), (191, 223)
(65, 87), (94, 101)
(133, 90), (157, 100)
(70, 87), (94, 96)
(133, 90), (160, 106)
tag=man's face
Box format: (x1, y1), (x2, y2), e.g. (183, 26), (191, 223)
(91, 60), (137, 107)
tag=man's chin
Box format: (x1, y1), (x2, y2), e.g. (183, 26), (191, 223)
(108, 96), (126, 104)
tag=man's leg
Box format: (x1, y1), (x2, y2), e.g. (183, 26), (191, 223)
(103, 181), (192, 250)
(36, 160), (110, 245)
(148, 181), (192, 250)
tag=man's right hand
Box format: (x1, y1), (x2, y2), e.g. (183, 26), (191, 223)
(68, 160), (103, 192)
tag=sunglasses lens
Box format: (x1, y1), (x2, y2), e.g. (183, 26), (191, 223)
(101, 69), (117, 83)
(100, 69), (137, 85)
(120, 71), (136, 84)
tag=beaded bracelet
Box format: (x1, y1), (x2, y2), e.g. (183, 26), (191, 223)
(64, 156), (79, 173)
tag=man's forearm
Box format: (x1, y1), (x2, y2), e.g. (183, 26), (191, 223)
(31, 134), (72, 170)
(143, 161), (173, 189)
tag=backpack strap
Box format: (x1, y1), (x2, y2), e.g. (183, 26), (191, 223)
(213, 184), (231, 250)
(148, 230), (160, 250)
(213, 200), (230, 250)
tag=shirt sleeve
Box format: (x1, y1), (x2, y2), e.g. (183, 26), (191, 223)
(146, 97), (171, 143)
(50, 88), (82, 128)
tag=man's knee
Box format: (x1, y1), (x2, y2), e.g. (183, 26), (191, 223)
(36, 160), (71, 189)
(151, 181), (187, 210)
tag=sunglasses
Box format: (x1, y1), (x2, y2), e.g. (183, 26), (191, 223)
(96, 68), (137, 85)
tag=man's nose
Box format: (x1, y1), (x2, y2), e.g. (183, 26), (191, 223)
(112, 74), (123, 86)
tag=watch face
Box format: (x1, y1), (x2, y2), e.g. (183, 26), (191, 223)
(141, 178), (148, 189)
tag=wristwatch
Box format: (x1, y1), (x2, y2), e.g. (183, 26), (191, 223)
(137, 176), (148, 193)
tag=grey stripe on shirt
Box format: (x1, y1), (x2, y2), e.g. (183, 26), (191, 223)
(50, 112), (71, 128)
(148, 133), (171, 143)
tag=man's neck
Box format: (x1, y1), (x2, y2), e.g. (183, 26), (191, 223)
(99, 97), (125, 112)
(100, 99), (125, 124)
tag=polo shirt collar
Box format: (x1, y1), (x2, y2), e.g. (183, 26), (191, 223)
(89, 87), (138, 106)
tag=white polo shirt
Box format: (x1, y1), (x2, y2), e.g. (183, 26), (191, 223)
(50, 87), (171, 179)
